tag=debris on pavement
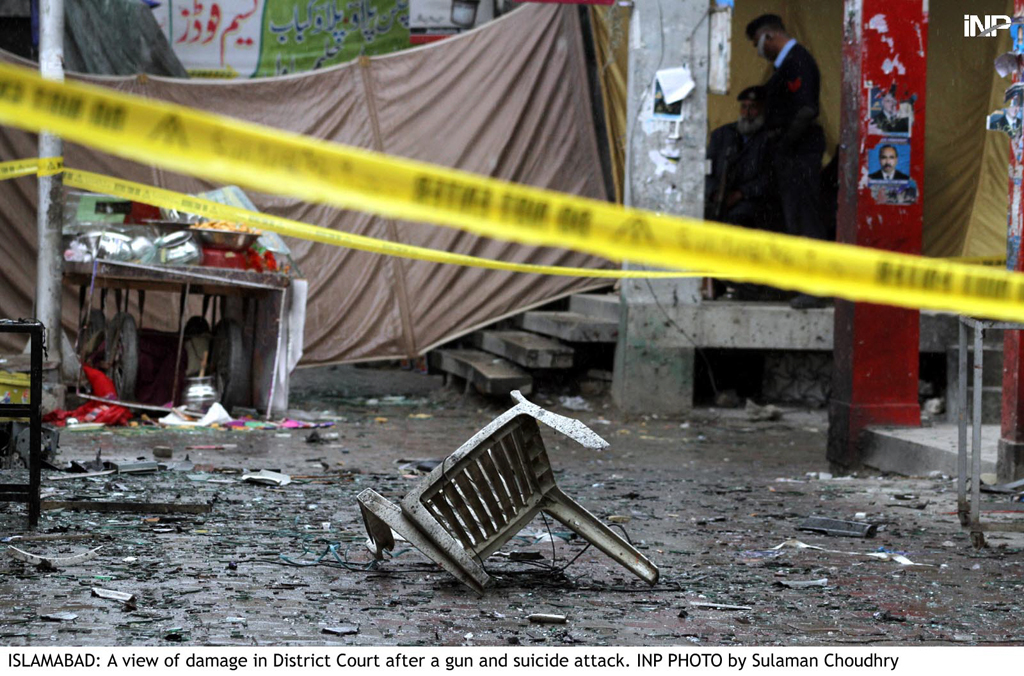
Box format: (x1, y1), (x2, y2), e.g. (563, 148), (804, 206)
(92, 587), (137, 610)
(797, 515), (877, 538)
(322, 625), (359, 636)
(112, 460), (160, 474)
(6, 545), (104, 568)
(745, 400), (783, 421)
(40, 500), (212, 515)
(771, 539), (938, 567)
(2, 370), (1015, 648)
(690, 601), (752, 611)
(241, 470), (292, 486)
(528, 613), (567, 624)
(159, 403), (233, 427)
(305, 430), (340, 443)
(775, 578), (829, 589)
(40, 612), (78, 622)
(558, 395), (591, 412)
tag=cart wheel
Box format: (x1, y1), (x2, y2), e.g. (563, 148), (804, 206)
(970, 531), (986, 549)
(213, 318), (246, 410)
(107, 312), (138, 401)
(80, 309), (106, 358)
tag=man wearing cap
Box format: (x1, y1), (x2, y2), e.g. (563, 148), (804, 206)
(705, 85), (776, 231)
(747, 13), (827, 309)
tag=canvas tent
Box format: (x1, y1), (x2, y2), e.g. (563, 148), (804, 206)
(0, 4), (612, 364)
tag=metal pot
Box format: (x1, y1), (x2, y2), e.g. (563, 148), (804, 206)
(190, 227), (260, 252)
(155, 231), (202, 266)
(81, 231), (134, 261)
(183, 375), (218, 412)
(129, 236), (157, 264)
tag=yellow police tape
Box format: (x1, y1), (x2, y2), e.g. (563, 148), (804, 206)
(0, 157), (48, 180)
(3, 158), (708, 278)
(0, 157), (64, 179)
(949, 255), (1007, 267)
(0, 60), (1022, 320)
(63, 168), (704, 279)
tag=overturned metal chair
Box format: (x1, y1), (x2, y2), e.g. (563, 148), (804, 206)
(357, 391), (659, 593)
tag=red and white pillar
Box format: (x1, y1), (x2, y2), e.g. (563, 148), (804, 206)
(828, 0), (928, 467)
(998, 0), (1024, 481)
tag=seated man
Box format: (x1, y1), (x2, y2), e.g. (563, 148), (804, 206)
(705, 86), (784, 300)
(705, 85), (778, 231)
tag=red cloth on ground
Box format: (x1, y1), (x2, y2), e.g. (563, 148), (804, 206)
(43, 365), (132, 427)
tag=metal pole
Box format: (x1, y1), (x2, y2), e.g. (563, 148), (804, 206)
(957, 319), (968, 524)
(36, 0), (65, 374)
(972, 323), (984, 531)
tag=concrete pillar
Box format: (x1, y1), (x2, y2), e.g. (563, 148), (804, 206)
(35, 0), (64, 373)
(612, 0), (707, 416)
(827, 0), (926, 467)
(998, 0), (1024, 482)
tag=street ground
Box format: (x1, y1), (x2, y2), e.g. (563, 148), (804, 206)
(2, 364), (1024, 647)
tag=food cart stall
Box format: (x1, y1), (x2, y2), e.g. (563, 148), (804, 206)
(61, 189), (305, 419)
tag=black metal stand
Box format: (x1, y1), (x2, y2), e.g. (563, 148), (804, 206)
(0, 319), (43, 527)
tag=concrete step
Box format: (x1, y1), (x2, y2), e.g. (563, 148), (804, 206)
(568, 293), (620, 323)
(863, 424), (997, 477)
(428, 348), (532, 396)
(469, 330), (573, 370)
(515, 311), (618, 343)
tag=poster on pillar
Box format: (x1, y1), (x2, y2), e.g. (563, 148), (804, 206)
(857, 9), (925, 212)
(867, 139), (917, 205)
(867, 85), (914, 137)
(987, 83), (1024, 145)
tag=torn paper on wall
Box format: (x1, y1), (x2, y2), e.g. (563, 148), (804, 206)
(652, 66), (695, 120)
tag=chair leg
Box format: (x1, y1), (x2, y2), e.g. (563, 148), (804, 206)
(356, 489), (492, 595)
(542, 487), (659, 585)
(357, 489), (397, 559)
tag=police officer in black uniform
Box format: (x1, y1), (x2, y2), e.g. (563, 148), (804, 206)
(746, 14), (828, 309)
(705, 85), (778, 231)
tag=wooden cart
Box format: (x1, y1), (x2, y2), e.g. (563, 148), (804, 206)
(65, 260), (291, 418)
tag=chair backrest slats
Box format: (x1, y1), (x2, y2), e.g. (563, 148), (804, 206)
(453, 471), (497, 538)
(466, 460), (508, 529)
(477, 449), (516, 521)
(490, 440), (527, 509)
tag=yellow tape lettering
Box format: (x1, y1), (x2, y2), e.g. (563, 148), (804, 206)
(89, 101), (126, 132)
(499, 193), (549, 228)
(556, 205), (591, 237)
(961, 275), (1010, 300)
(414, 176), (491, 219)
(0, 78), (24, 105)
(32, 86), (83, 120)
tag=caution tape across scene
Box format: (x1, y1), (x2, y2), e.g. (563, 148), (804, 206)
(62, 169), (703, 280)
(0, 60), (1022, 320)
(3, 158), (710, 279)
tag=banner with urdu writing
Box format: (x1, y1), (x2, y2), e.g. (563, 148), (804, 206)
(152, 0), (410, 78)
